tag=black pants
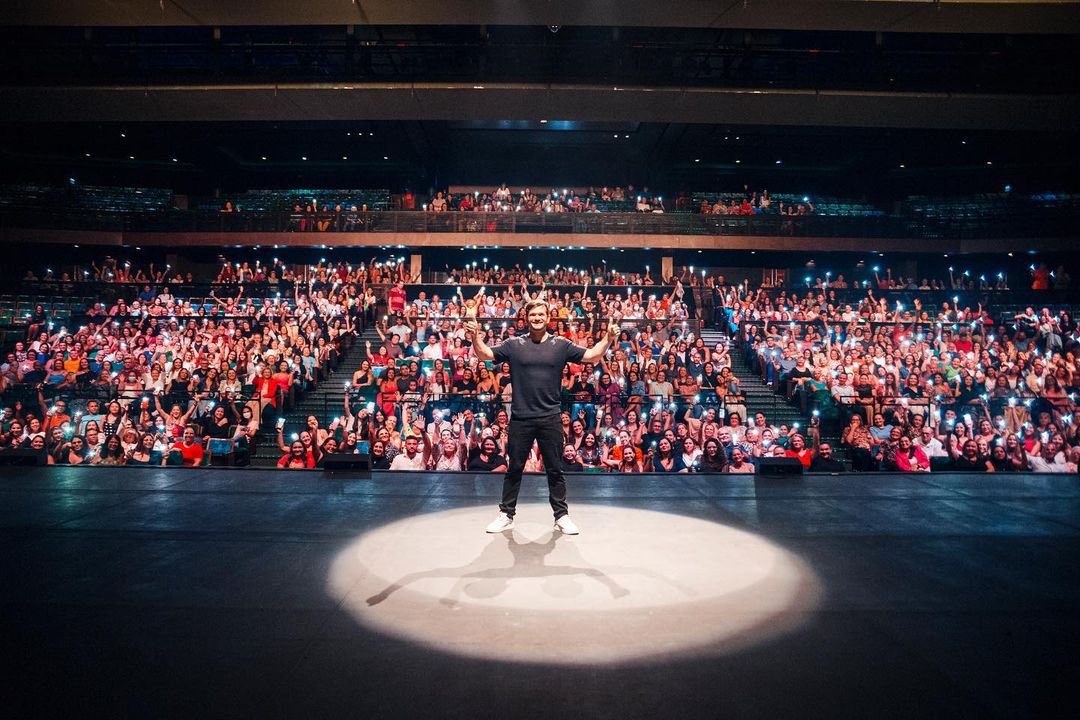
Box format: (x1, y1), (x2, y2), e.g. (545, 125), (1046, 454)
(500, 414), (568, 520)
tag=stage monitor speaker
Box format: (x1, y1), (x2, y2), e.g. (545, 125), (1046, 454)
(322, 453), (371, 477)
(0, 449), (46, 466)
(930, 457), (954, 472)
(756, 456), (804, 478)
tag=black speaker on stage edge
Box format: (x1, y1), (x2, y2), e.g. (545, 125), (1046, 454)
(755, 456), (804, 478)
(0, 449), (47, 466)
(321, 453), (371, 477)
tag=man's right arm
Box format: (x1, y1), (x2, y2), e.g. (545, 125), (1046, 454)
(464, 320), (496, 362)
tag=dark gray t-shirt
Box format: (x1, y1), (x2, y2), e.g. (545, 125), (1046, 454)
(492, 335), (586, 419)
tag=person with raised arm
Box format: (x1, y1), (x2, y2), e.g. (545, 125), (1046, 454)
(466, 297), (619, 535)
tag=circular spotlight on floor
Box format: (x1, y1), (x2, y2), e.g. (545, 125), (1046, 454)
(329, 504), (821, 665)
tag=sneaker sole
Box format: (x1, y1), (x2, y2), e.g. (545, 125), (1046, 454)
(554, 525), (579, 535)
(486, 524), (514, 533)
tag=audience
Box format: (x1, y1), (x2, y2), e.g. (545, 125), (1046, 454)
(737, 277), (1079, 473)
(0, 270), (357, 466)
(3, 255), (1076, 474)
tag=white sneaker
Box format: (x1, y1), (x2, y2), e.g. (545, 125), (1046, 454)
(485, 512), (515, 533)
(554, 515), (580, 535)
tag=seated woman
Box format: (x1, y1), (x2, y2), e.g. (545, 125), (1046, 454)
(61, 436), (90, 465)
(369, 440), (391, 470)
(784, 433), (814, 468)
(278, 440), (315, 469)
(894, 435), (930, 472)
(576, 432), (604, 469)
(351, 360), (375, 388)
(200, 404), (233, 441)
(841, 414), (876, 471)
(95, 435), (128, 466)
(726, 447), (755, 473)
(698, 438), (728, 473)
(127, 433), (161, 466)
(649, 437), (687, 473)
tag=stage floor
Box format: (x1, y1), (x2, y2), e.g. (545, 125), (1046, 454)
(2, 468), (1079, 719)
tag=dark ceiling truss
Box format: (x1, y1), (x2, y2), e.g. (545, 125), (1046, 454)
(0, 24), (1076, 95)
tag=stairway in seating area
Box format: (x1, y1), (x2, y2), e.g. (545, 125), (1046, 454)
(249, 326), (380, 466)
(701, 327), (849, 466)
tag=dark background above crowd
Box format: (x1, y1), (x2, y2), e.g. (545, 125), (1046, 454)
(3, 24), (1074, 95)
(0, 122), (1076, 200)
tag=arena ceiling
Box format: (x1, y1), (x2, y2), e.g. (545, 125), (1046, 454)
(1, 1), (1075, 189)
(3, 0), (1078, 35)
(3, 82), (1075, 132)
(1, 5), (1075, 130)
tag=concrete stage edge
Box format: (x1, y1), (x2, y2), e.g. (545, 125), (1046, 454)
(1, 467), (1078, 719)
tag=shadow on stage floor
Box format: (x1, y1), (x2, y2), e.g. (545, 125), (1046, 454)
(1, 467), (1078, 719)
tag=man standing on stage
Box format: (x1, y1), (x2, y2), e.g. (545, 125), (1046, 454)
(465, 299), (619, 535)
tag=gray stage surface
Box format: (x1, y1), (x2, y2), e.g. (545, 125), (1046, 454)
(2, 467), (1079, 720)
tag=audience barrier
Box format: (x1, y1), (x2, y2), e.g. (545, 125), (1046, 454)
(2, 207), (1077, 240)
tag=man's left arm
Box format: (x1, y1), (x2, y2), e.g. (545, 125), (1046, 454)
(581, 323), (620, 364)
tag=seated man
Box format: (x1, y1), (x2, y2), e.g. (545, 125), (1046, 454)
(809, 442), (845, 472)
(171, 427), (205, 467)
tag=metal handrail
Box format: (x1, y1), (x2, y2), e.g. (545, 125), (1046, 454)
(1, 207), (1076, 240)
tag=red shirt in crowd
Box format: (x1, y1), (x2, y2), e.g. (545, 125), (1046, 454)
(786, 448), (813, 468)
(171, 440), (205, 467)
(388, 286), (407, 313)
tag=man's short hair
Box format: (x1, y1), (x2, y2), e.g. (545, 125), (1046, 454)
(524, 300), (549, 316)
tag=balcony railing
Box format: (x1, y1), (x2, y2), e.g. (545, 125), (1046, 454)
(2, 208), (1077, 240)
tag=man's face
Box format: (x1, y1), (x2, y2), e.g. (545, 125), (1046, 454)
(818, 443), (832, 458)
(405, 437), (418, 455)
(563, 445), (577, 461)
(527, 304), (549, 332)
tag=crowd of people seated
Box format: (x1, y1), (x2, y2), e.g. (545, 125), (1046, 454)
(425, 184), (665, 214)
(0, 271), (360, 466)
(219, 198), (376, 232)
(276, 276), (825, 474)
(4, 254), (1078, 473)
(698, 188), (815, 217)
(734, 278), (1080, 472)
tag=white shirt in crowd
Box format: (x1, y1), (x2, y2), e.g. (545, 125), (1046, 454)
(422, 342), (444, 360)
(914, 436), (946, 458)
(389, 450), (426, 471)
(1028, 452), (1069, 473)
